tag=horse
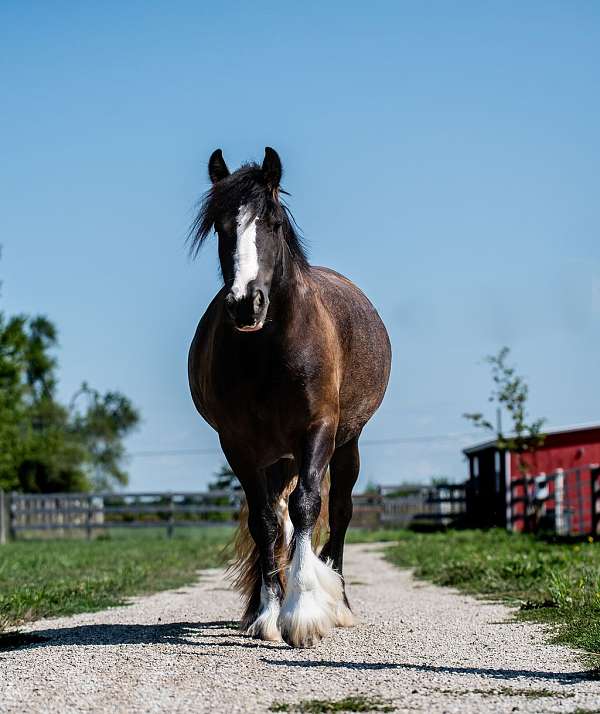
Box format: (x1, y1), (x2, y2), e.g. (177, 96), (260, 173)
(188, 147), (391, 648)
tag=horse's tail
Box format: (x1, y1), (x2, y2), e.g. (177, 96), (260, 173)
(313, 469), (331, 549)
(227, 470), (330, 628)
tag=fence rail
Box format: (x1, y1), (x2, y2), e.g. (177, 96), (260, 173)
(0, 483), (466, 541)
(6, 490), (243, 539)
(380, 484), (466, 528)
(509, 464), (600, 536)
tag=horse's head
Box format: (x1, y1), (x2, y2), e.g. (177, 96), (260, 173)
(190, 147), (307, 333)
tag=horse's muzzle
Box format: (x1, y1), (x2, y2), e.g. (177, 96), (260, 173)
(225, 287), (268, 332)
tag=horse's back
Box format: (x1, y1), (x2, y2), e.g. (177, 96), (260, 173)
(310, 267), (392, 443)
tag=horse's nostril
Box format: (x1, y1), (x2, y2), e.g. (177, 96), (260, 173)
(225, 292), (236, 316)
(253, 289), (265, 312)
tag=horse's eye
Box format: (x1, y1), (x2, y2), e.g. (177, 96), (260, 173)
(215, 222), (232, 236)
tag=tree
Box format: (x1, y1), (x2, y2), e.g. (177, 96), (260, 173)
(209, 463), (240, 492)
(204, 463), (240, 522)
(0, 313), (140, 493)
(70, 384), (140, 491)
(0, 314), (29, 487)
(463, 347), (546, 472)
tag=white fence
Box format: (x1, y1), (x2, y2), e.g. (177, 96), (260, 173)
(0, 483), (467, 542)
(3, 490), (242, 540)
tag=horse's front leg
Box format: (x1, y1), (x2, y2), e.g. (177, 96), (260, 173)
(245, 490), (284, 641)
(278, 420), (344, 648)
(225, 454), (285, 642)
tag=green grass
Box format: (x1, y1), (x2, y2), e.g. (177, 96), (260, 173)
(380, 528), (600, 657)
(269, 696), (394, 712)
(346, 529), (410, 544)
(0, 527), (233, 632)
(5, 524), (600, 663)
(432, 686), (574, 699)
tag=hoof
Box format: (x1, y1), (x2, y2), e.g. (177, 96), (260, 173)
(280, 627), (323, 648)
(278, 590), (334, 648)
(278, 537), (348, 648)
(245, 616), (282, 642)
(243, 603), (282, 642)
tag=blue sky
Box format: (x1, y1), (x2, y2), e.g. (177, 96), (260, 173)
(1, 2), (599, 491)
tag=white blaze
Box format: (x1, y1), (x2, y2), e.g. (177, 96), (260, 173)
(231, 205), (259, 299)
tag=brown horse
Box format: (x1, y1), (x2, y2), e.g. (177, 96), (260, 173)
(188, 147), (391, 648)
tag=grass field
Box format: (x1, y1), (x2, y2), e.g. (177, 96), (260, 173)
(0, 528), (233, 633)
(2, 525), (599, 662)
(382, 528), (600, 658)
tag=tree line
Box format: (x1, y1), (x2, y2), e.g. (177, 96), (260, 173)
(0, 312), (139, 493)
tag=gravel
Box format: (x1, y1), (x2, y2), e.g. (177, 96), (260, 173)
(1, 543), (598, 713)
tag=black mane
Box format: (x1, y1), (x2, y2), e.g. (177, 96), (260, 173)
(189, 163), (308, 270)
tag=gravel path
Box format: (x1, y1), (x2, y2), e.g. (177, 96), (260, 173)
(1, 543), (598, 713)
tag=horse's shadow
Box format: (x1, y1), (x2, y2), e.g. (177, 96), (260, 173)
(5, 622), (599, 687)
(260, 657), (600, 686)
(3, 620), (284, 652)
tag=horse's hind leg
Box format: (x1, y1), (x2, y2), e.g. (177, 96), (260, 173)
(319, 435), (360, 626)
(278, 420), (344, 648)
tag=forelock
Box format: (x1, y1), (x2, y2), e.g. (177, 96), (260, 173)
(188, 161), (308, 271)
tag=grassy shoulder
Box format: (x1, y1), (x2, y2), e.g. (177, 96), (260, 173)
(378, 528), (600, 657)
(0, 528), (233, 632)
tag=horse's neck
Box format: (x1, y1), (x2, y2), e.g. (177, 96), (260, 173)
(270, 261), (313, 325)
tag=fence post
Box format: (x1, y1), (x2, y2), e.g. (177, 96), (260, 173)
(167, 493), (174, 539)
(0, 490), (7, 544)
(574, 468), (585, 535)
(10, 492), (17, 540)
(554, 469), (565, 536)
(592, 467), (600, 537)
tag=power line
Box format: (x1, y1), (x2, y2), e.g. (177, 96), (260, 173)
(128, 432), (480, 459)
(128, 447), (222, 458)
(361, 432), (479, 446)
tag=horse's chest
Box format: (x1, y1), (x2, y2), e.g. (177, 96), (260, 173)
(211, 348), (302, 430)
(217, 367), (279, 414)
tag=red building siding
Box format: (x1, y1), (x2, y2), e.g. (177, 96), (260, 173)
(465, 425), (600, 535)
(509, 427), (600, 534)
(512, 427), (600, 474)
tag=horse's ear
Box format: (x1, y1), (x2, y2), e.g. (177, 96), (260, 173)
(208, 149), (230, 184)
(262, 147), (282, 192)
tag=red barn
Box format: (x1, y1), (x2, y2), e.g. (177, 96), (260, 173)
(464, 423), (600, 535)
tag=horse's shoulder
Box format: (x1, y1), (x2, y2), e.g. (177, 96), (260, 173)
(306, 264), (390, 361)
(307, 266), (379, 321)
(309, 266), (359, 291)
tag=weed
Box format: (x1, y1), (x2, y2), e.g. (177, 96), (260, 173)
(269, 695), (394, 712)
(431, 686), (573, 699)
